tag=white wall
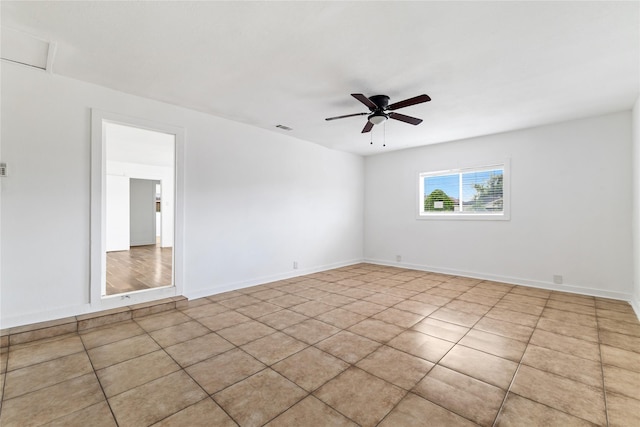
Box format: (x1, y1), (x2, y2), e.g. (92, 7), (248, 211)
(0, 63), (364, 328)
(632, 96), (640, 317)
(105, 175), (130, 251)
(365, 112), (633, 300)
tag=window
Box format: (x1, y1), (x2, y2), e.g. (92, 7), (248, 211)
(418, 161), (510, 220)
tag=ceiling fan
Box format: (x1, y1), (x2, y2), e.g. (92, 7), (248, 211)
(325, 93), (431, 133)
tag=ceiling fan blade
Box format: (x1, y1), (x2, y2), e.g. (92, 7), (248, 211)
(325, 112), (368, 121)
(388, 94), (431, 110)
(361, 121), (374, 133)
(389, 112), (423, 125)
(351, 93), (378, 110)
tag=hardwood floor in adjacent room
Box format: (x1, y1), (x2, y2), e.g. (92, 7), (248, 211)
(106, 244), (172, 295)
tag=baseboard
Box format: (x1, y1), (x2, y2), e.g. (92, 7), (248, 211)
(364, 258), (633, 302)
(0, 303), (93, 330)
(631, 297), (640, 321)
(184, 258), (365, 300)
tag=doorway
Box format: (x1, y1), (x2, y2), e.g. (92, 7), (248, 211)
(91, 109), (184, 309)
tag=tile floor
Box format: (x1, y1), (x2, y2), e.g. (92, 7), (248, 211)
(1, 263), (639, 426)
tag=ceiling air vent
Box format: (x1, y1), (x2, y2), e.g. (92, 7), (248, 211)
(1, 27), (56, 72)
(275, 124), (293, 131)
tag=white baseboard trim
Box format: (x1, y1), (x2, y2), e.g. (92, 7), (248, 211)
(0, 303), (93, 330)
(364, 258), (633, 302)
(184, 258), (365, 301)
(631, 297), (640, 321)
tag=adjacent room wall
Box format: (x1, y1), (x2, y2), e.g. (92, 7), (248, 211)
(632, 96), (640, 317)
(364, 112), (633, 300)
(0, 63), (364, 328)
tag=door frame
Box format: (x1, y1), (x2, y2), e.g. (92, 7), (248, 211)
(90, 109), (185, 309)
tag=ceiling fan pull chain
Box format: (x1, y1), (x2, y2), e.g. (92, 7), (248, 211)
(383, 122), (386, 147)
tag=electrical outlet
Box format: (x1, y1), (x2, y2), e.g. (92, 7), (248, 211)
(553, 275), (563, 284)
(293, 261), (298, 270)
(396, 255), (402, 262)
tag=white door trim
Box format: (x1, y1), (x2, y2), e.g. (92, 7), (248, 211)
(90, 109), (185, 309)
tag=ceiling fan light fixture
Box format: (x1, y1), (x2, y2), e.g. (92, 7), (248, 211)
(368, 112), (388, 125)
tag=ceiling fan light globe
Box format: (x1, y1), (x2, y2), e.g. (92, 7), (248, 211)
(368, 114), (388, 125)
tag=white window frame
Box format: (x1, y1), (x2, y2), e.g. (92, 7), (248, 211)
(417, 159), (510, 221)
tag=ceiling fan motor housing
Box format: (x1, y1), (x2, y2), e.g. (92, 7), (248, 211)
(367, 95), (390, 125)
(369, 95), (390, 110)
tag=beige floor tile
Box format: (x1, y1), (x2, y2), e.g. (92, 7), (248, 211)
(410, 292), (452, 306)
(546, 299), (596, 316)
(473, 317), (534, 342)
(266, 395), (357, 426)
(445, 300), (492, 316)
(4, 352), (93, 399)
(273, 346), (349, 391)
(217, 294), (261, 309)
(348, 318), (404, 343)
(484, 307), (539, 327)
(602, 341), (638, 369)
(373, 308), (425, 328)
(0, 373), (104, 427)
(109, 370), (207, 427)
(363, 292), (405, 307)
(494, 299), (544, 316)
(457, 292), (501, 307)
(314, 367), (405, 427)
(46, 401), (117, 427)
(603, 365), (640, 400)
(251, 288), (286, 301)
(541, 307), (597, 328)
(197, 310), (251, 331)
(413, 365), (505, 426)
(180, 302), (228, 319)
(379, 392), (477, 427)
(549, 292), (594, 306)
(88, 334), (160, 369)
(535, 317), (599, 342)
(283, 319), (340, 344)
(153, 398), (236, 427)
(439, 345), (518, 389)
(597, 308), (639, 323)
(342, 300), (388, 317)
(459, 329), (526, 362)
(134, 310), (191, 332)
(599, 330), (640, 353)
(529, 329), (600, 361)
(164, 333), (234, 367)
(394, 300), (440, 316)
(216, 320), (277, 346)
(510, 365), (606, 425)
(316, 331), (381, 364)
(356, 345), (433, 390)
(267, 294), (310, 308)
(258, 309), (308, 330)
(595, 299), (633, 312)
(607, 392), (640, 427)
(598, 317), (640, 338)
(412, 317), (469, 342)
(97, 350), (180, 397)
(429, 307), (481, 327)
(510, 286), (550, 299)
(501, 293), (547, 307)
(495, 393), (596, 427)
(186, 348), (265, 394)
(289, 300), (335, 317)
(241, 332), (307, 365)
(316, 308), (367, 329)
(521, 345), (603, 388)
(149, 320), (210, 347)
(388, 330), (454, 363)
(236, 302), (282, 319)
(8, 335), (85, 371)
(80, 321), (145, 349)
(214, 368), (306, 427)
(318, 293), (357, 307)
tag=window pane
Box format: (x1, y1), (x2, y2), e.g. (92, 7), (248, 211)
(461, 169), (503, 212)
(424, 174), (459, 212)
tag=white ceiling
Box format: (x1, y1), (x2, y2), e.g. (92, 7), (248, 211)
(2, 1), (639, 156)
